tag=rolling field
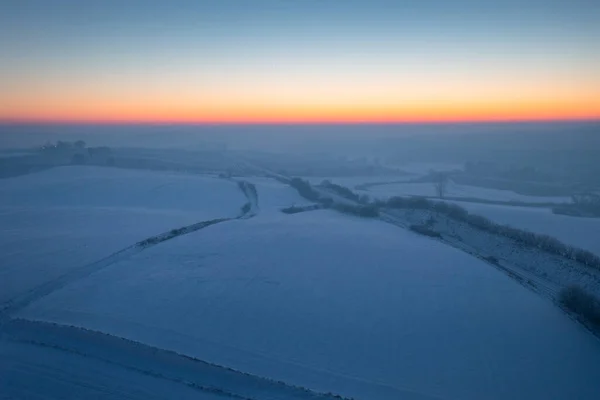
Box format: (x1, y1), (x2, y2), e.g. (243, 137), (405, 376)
(0, 166), (244, 304)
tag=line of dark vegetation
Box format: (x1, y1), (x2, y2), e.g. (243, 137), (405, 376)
(312, 179), (600, 269)
(320, 180), (363, 203)
(288, 178), (379, 218)
(378, 196), (600, 270)
(289, 177), (321, 202)
(331, 202), (380, 218)
(281, 204), (323, 214)
(289, 177), (600, 268)
(559, 285), (600, 330)
(137, 218), (229, 248)
(240, 202), (251, 215)
(237, 181), (258, 201)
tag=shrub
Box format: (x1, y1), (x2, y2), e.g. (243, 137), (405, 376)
(559, 285), (600, 327)
(332, 203), (379, 218)
(484, 255), (499, 265)
(321, 181), (361, 202)
(281, 206), (302, 214)
(240, 202), (251, 214)
(289, 178), (321, 202)
(410, 224), (442, 238)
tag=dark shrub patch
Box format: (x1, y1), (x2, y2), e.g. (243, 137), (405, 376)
(559, 285), (600, 328)
(484, 255), (499, 265)
(410, 224), (442, 238)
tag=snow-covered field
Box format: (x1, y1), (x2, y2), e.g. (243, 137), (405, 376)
(362, 181), (570, 204)
(456, 202), (600, 256)
(18, 207), (600, 400)
(0, 334), (227, 400)
(4, 171), (600, 400)
(0, 166), (244, 304)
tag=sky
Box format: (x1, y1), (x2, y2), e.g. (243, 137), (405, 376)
(1, 0), (599, 124)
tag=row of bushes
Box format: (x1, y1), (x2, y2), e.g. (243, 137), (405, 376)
(380, 195), (600, 270)
(321, 180), (362, 202)
(559, 285), (600, 329)
(281, 204), (322, 214)
(237, 181), (258, 201)
(331, 203), (379, 218)
(289, 178), (322, 202)
(288, 178), (378, 218)
(321, 180), (372, 204)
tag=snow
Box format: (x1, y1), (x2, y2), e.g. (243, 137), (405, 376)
(2, 318), (344, 400)
(0, 337), (224, 400)
(364, 181), (570, 204)
(0, 166), (245, 304)
(18, 210), (600, 400)
(455, 202), (600, 256)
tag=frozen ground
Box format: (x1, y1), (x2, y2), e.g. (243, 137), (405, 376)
(456, 202), (600, 256)
(0, 334), (226, 400)
(362, 181), (569, 204)
(18, 209), (600, 400)
(0, 166), (244, 304)
(1, 319), (344, 400)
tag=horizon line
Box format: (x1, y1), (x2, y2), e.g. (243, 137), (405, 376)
(2, 117), (599, 126)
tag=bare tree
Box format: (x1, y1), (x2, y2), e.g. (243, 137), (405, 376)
(434, 172), (449, 198)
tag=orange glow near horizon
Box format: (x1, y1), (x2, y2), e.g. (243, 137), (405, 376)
(2, 58), (599, 124)
(3, 1), (600, 125)
(2, 100), (599, 124)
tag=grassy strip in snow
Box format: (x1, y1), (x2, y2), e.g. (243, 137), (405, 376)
(308, 179), (600, 271)
(137, 218), (230, 247)
(288, 178), (379, 218)
(378, 196), (600, 270)
(281, 204), (323, 214)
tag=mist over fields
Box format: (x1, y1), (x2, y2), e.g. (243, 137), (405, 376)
(2, 121), (599, 186)
(2, 121), (600, 400)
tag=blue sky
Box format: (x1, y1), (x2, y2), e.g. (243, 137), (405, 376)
(1, 0), (599, 122)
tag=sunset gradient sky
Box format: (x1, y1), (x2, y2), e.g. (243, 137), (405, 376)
(1, 0), (599, 123)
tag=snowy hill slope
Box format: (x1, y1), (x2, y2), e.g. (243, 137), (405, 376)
(18, 209), (600, 400)
(0, 166), (245, 304)
(2, 319), (349, 400)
